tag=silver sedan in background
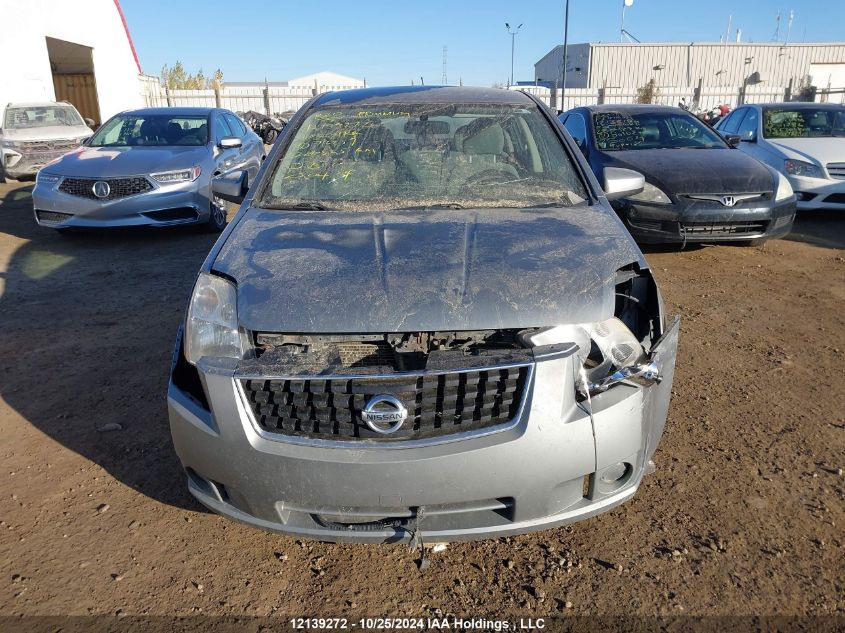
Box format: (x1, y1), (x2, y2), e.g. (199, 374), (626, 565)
(32, 107), (264, 232)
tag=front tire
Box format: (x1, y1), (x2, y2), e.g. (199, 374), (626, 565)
(262, 128), (278, 144)
(204, 197), (228, 232)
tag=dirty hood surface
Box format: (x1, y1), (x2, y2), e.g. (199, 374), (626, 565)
(212, 204), (644, 333)
(600, 148), (775, 194)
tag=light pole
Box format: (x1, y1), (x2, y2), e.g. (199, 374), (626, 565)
(560, 1), (569, 110)
(505, 23), (523, 87)
(620, 0), (634, 42)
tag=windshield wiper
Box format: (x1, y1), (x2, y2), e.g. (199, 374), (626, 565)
(391, 203), (466, 210)
(264, 202), (333, 211)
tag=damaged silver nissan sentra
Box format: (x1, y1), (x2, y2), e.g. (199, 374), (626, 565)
(167, 86), (680, 543)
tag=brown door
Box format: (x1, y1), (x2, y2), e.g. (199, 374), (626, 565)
(52, 73), (101, 126)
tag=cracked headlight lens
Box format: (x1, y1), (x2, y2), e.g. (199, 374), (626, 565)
(185, 273), (242, 365)
(626, 181), (671, 204)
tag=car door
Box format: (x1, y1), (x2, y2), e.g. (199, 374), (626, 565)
(224, 112), (261, 182)
(733, 107), (774, 165)
(213, 113), (243, 176)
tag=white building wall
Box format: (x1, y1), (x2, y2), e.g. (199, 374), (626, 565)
(0, 0), (143, 120)
(536, 42), (845, 92)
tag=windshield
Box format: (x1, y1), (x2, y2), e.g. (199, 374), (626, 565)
(3, 105), (85, 129)
(593, 111), (727, 150)
(88, 114), (209, 147)
(762, 108), (845, 138)
(258, 103), (587, 211)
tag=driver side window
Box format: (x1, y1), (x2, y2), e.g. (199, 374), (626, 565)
(736, 109), (759, 139)
(563, 113), (587, 149)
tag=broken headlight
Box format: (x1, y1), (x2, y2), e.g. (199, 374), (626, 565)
(523, 317), (659, 398)
(185, 272), (242, 365)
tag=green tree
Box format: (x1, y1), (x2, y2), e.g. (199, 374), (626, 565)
(160, 62), (222, 90)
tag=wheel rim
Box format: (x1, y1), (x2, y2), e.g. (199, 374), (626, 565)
(212, 198), (226, 225)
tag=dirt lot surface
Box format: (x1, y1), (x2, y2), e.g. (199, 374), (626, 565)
(1, 181), (843, 629)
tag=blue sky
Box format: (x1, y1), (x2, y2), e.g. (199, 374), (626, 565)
(120, 0), (844, 86)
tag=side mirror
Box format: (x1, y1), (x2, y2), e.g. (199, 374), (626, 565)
(84, 118), (95, 128)
(212, 170), (247, 203)
(724, 134), (742, 147)
(603, 167), (645, 201)
(741, 130), (757, 143)
(219, 136), (242, 149)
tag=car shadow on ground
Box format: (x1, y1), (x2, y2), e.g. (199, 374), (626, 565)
(0, 183), (223, 511)
(785, 210), (845, 250)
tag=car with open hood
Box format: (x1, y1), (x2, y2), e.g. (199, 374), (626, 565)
(31, 107), (264, 232)
(0, 102), (93, 181)
(167, 86), (679, 543)
(561, 104), (796, 244)
(714, 102), (845, 211)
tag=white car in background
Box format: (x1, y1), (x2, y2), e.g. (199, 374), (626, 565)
(0, 102), (93, 182)
(715, 102), (845, 210)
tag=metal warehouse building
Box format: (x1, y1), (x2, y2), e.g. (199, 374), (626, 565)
(0, 0), (144, 125)
(535, 42), (845, 92)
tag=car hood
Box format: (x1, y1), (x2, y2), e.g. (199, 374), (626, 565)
(600, 148), (774, 194)
(1, 125), (91, 142)
(212, 205), (644, 333)
(44, 145), (210, 178)
(765, 137), (845, 166)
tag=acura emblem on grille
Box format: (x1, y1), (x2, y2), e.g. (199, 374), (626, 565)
(720, 195), (736, 207)
(360, 394), (408, 434)
(92, 181), (111, 198)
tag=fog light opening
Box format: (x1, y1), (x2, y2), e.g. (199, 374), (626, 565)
(596, 462), (633, 494)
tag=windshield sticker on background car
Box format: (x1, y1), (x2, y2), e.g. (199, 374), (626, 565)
(763, 110), (808, 139)
(594, 112), (643, 150)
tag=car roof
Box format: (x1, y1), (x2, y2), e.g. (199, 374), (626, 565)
(5, 101), (78, 109)
(747, 102), (845, 109)
(313, 86), (535, 107)
(119, 106), (218, 117)
(576, 104), (688, 114)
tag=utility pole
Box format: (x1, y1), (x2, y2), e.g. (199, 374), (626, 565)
(442, 46), (448, 85)
(561, 1), (569, 110)
(620, 0), (634, 42)
(505, 23), (523, 87)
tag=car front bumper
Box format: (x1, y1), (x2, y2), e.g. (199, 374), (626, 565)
(167, 318), (680, 543)
(32, 176), (212, 228)
(2, 147), (75, 179)
(617, 196), (796, 243)
(786, 175), (845, 210)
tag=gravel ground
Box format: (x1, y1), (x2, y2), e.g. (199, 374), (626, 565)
(0, 181), (843, 629)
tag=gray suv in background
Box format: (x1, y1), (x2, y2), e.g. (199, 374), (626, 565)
(168, 86), (679, 543)
(0, 102), (93, 181)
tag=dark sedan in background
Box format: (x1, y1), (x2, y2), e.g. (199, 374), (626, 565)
(560, 104), (796, 244)
(32, 107), (264, 233)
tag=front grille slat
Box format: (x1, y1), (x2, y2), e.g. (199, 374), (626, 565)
(826, 163), (845, 180)
(681, 220), (769, 237)
(58, 176), (153, 200)
(240, 365), (530, 443)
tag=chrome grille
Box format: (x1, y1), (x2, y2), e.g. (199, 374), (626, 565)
(827, 163), (845, 180)
(22, 139), (81, 152)
(58, 177), (153, 200)
(239, 365), (531, 443)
